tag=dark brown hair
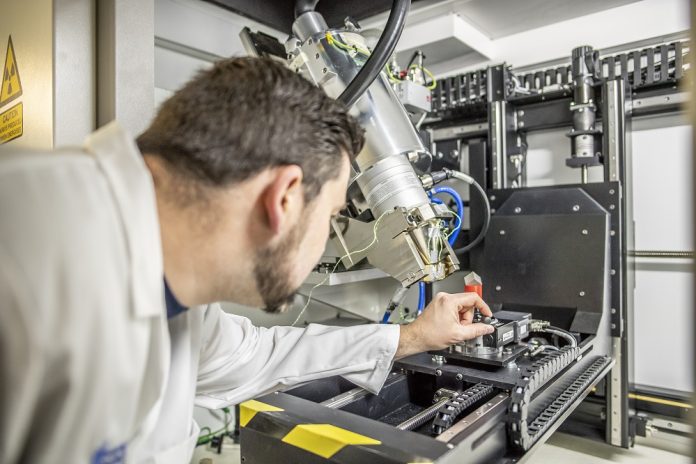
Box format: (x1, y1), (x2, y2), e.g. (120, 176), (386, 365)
(137, 56), (364, 201)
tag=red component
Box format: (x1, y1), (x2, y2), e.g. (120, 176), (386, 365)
(464, 284), (482, 297)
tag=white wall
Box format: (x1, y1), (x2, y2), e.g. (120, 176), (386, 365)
(153, 0), (285, 106)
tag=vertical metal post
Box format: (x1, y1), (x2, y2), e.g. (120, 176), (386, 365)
(97, 0), (154, 136)
(487, 64), (524, 189)
(602, 78), (631, 448)
(488, 100), (506, 189)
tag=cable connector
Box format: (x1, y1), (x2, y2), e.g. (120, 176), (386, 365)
(530, 319), (551, 331)
(420, 169), (450, 189)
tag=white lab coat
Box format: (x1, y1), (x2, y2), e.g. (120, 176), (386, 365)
(0, 123), (400, 464)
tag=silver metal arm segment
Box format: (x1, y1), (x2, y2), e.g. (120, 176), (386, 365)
(285, 11), (459, 286)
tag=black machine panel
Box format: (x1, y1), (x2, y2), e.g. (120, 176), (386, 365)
(474, 186), (610, 335)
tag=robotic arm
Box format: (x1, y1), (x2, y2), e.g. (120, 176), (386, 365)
(285, 4), (459, 287)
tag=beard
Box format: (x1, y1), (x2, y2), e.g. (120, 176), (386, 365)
(252, 221), (306, 314)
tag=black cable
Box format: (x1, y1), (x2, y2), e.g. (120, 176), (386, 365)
(294, 0), (320, 18)
(453, 176), (490, 254)
(544, 326), (578, 348)
(337, 0), (411, 108)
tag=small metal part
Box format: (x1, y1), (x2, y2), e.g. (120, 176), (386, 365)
(431, 355), (446, 365)
(436, 393), (508, 442)
(432, 384), (496, 434)
(396, 389), (456, 431)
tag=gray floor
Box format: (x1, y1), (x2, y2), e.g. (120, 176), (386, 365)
(191, 432), (692, 463)
(533, 432), (692, 463)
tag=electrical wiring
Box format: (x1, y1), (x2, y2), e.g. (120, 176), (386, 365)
(429, 186), (464, 244)
(409, 64), (437, 89)
(291, 209), (391, 327)
(326, 33), (437, 91)
(338, 0), (410, 108)
(196, 407), (232, 446)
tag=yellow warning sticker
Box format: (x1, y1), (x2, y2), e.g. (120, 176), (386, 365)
(0, 102), (23, 144)
(0, 36), (22, 107)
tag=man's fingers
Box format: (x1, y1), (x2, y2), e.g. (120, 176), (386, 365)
(442, 292), (492, 316)
(459, 322), (494, 341)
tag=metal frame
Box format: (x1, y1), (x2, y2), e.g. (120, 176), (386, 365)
(423, 39), (690, 449)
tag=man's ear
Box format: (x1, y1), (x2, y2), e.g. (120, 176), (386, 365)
(262, 165), (304, 235)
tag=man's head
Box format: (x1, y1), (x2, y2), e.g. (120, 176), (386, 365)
(138, 57), (364, 312)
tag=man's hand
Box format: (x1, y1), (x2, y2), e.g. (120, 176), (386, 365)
(395, 292), (494, 359)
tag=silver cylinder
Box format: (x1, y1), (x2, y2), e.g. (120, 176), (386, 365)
(355, 155), (430, 217)
(296, 30), (429, 214)
(292, 12), (329, 42)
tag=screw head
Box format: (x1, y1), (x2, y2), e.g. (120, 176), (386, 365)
(611, 308), (616, 314)
(435, 369), (442, 376)
(579, 291), (586, 297)
(609, 189), (615, 195)
(322, 67), (327, 74)
(495, 285), (502, 291)
(609, 204), (616, 210)
(572, 205), (580, 212)
(456, 373), (463, 381)
(499, 230), (506, 235)
(490, 195), (496, 201)
(514, 207), (522, 214)
(582, 229), (588, 235)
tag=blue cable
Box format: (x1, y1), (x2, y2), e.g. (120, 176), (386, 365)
(429, 187), (464, 245)
(381, 310), (391, 324)
(417, 282), (426, 315)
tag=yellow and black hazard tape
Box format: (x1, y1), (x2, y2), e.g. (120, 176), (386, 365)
(239, 399), (436, 463)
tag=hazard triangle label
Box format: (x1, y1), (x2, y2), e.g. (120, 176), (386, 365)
(0, 36), (22, 107)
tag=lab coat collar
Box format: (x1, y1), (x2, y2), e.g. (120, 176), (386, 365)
(84, 122), (165, 319)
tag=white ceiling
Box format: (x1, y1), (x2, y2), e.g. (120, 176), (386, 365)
(453, 0), (641, 39)
(365, 0), (643, 39)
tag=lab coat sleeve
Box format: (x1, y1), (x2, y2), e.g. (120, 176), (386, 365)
(0, 247), (43, 464)
(195, 304), (400, 409)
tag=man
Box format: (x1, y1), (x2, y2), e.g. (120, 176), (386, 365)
(0, 57), (493, 463)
